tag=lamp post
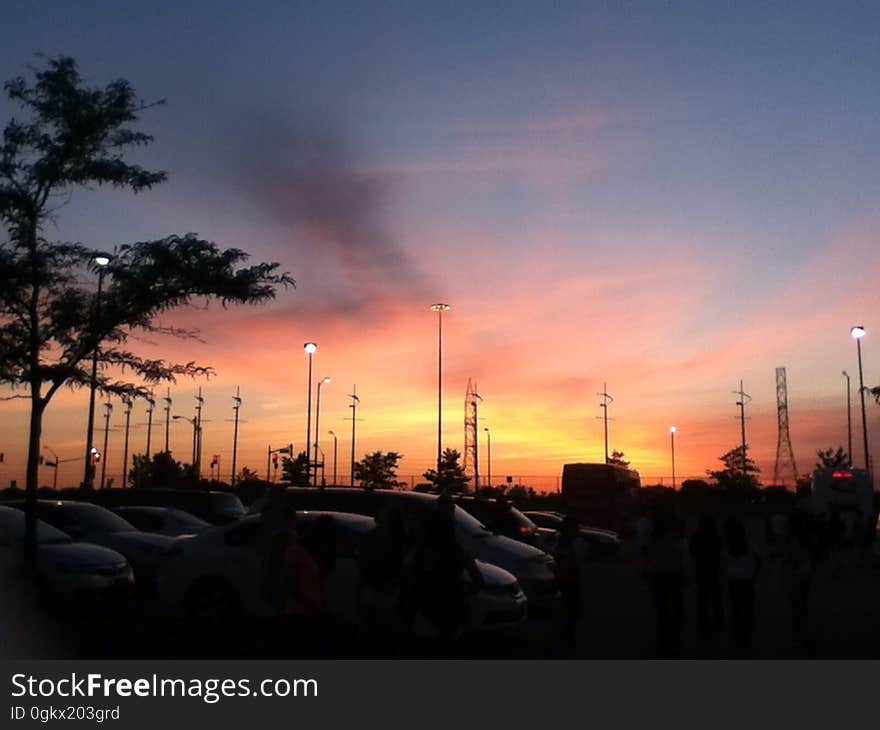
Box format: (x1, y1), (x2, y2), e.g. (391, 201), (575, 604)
(851, 326), (871, 475)
(83, 254), (112, 489)
(842, 370), (853, 466)
(120, 396), (133, 488)
(669, 426), (677, 489)
(144, 394), (156, 459)
(328, 430), (338, 486)
(163, 389), (172, 453)
(484, 427), (491, 490)
(314, 377), (331, 487)
(430, 304), (450, 476)
(231, 388), (242, 486)
(100, 401), (112, 489)
(349, 390), (360, 488)
(173, 415), (198, 473)
(304, 342), (317, 479)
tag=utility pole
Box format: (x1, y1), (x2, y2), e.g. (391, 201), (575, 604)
(597, 383), (614, 464)
(734, 380), (752, 477)
(328, 430), (338, 486)
(144, 393), (156, 459)
(194, 387), (204, 480)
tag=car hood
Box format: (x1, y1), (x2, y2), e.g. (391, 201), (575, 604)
(473, 532), (550, 565)
(96, 531), (176, 552)
(38, 541), (128, 566)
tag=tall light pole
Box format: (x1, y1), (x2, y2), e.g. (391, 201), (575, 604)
(349, 389), (360, 488)
(120, 396), (133, 488)
(597, 383), (613, 464)
(163, 389), (172, 453)
(144, 394), (156, 459)
(734, 380), (751, 477)
(669, 426), (677, 489)
(314, 376), (331, 487)
(194, 387), (204, 480)
(431, 304), (450, 476)
(83, 253), (112, 489)
(851, 326), (870, 475)
(304, 342), (317, 476)
(484, 427), (491, 490)
(230, 388), (242, 486)
(173, 415), (198, 472)
(842, 370), (853, 466)
(100, 401), (113, 489)
(328, 430), (338, 486)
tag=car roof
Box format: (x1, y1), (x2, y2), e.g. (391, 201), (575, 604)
(239, 510), (375, 531)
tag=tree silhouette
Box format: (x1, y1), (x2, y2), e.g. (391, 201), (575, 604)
(815, 446), (849, 470)
(707, 445), (760, 489)
(282, 452), (311, 486)
(0, 57), (292, 562)
(354, 451), (403, 490)
(607, 450), (630, 467)
(422, 448), (470, 493)
(128, 450), (190, 488)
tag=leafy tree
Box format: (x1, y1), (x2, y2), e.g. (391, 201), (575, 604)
(354, 451), (403, 490)
(870, 386), (880, 405)
(422, 448), (470, 493)
(707, 445), (760, 489)
(607, 450), (630, 467)
(505, 484), (537, 504)
(128, 450), (190, 488)
(815, 446), (849, 470)
(281, 451), (311, 486)
(0, 57), (292, 561)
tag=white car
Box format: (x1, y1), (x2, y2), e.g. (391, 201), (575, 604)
(158, 511), (527, 634)
(0, 506), (133, 596)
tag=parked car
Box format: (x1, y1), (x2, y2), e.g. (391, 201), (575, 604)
(0, 505), (133, 597)
(111, 506), (211, 537)
(523, 510), (622, 559)
(73, 489), (246, 526)
(4, 501), (175, 587)
(452, 496), (540, 546)
(247, 488), (558, 603)
(158, 511), (527, 634)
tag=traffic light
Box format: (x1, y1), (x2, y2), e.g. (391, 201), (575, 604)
(211, 454), (219, 468)
(39, 455), (44, 465)
(90, 447), (100, 465)
(272, 452), (279, 470)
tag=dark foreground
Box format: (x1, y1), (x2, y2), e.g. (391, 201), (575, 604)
(5, 537), (880, 660)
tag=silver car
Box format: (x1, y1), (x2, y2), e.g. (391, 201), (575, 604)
(0, 506), (133, 595)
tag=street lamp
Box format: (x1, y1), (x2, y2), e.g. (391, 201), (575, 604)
(851, 326), (871, 475)
(314, 376), (331, 487)
(83, 253), (112, 489)
(842, 370), (853, 466)
(173, 415), (198, 472)
(304, 342), (317, 483)
(328, 430), (338, 486)
(430, 304), (450, 477)
(100, 401), (113, 489)
(669, 426), (677, 489)
(484, 427), (491, 490)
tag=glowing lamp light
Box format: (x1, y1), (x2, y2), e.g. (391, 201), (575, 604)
(670, 426), (677, 434)
(851, 326), (866, 340)
(93, 255), (111, 266)
(430, 303), (451, 311)
(303, 342), (317, 354)
(322, 377), (332, 384)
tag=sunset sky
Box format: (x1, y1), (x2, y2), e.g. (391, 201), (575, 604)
(1, 2), (879, 490)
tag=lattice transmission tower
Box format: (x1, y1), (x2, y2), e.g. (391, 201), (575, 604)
(463, 379), (482, 490)
(773, 366), (798, 487)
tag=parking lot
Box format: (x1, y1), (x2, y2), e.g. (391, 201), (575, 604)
(6, 532), (880, 660)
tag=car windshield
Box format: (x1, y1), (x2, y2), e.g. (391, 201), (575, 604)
(0, 510), (71, 544)
(45, 504), (136, 534)
(452, 505), (492, 536)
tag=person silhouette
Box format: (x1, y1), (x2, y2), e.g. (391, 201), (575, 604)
(553, 514), (587, 654)
(648, 506), (685, 657)
(689, 514), (724, 643)
(724, 516), (760, 655)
